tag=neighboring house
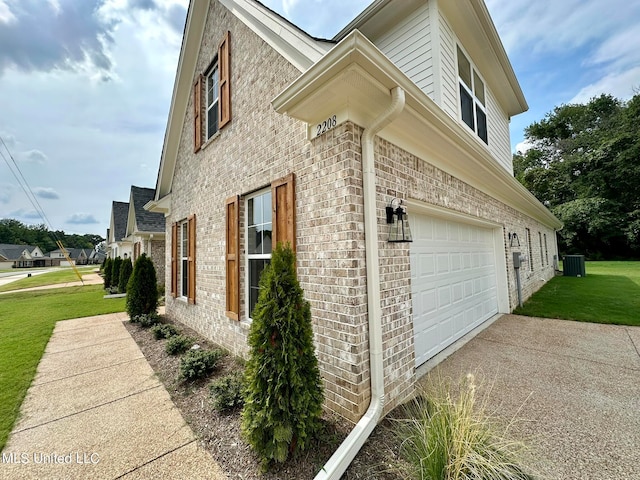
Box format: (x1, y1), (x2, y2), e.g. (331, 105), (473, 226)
(89, 249), (107, 265)
(47, 248), (92, 266)
(107, 201), (132, 260)
(124, 186), (166, 283)
(147, 0), (562, 431)
(0, 244), (48, 268)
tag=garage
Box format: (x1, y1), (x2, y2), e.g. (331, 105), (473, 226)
(410, 213), (500, 366)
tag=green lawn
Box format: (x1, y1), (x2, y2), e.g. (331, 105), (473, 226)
(0, 285), (126, 451)
(514, 261), (640, 325)
(0, 267), (96, 293)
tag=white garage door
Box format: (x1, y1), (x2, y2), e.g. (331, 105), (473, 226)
(411, 215), (498, 366)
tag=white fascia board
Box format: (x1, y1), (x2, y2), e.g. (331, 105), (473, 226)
(144, 194), (172, 216)
(220, 0), (333, 72)
(273, 30), (561, 229)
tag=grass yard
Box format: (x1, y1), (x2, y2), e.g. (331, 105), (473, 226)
(514, 261), (640, 325)
(0, 267), (96, 293)
(0, 285), (126, 451)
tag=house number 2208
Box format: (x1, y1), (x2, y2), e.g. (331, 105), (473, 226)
(316, 115), (337, 136)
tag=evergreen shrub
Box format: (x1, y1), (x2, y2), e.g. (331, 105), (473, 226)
(126, 254), (158, 318)
(179, 348), (225, 381)
(118, 257), (133, 293)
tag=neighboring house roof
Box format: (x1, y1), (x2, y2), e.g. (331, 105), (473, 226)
(0, 244), (38, 261)
(47, 248), (91, 259)
(110, 201), (129, 243)
(128, 186), (165, 234)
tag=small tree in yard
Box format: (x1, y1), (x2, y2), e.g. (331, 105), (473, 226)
(118, 257), (133, 293)
(103, 257), (113, 290)
(241, 243), (324, 469)
(111, 257), (122, 292)
(126, 254), (158, 318)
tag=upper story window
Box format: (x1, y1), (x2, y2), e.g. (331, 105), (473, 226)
(457, 46), (488, 144)
(193, 31), (231, 152)
(206, 64), (219, 139)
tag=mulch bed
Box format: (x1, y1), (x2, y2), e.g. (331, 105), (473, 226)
(124, 316), (405, 480)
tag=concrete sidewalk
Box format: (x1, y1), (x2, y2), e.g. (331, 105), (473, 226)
(426, 314), (640, 479)
(2, 313), (226, 479)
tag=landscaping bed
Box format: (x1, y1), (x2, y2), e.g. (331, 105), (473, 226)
(125, 317), (405, 479)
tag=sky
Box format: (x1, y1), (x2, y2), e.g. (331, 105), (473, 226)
(0, 0), (639, 240)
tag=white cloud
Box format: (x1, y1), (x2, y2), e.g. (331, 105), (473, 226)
(0, 1), (16, 25)
(21, 149), (48, 164)
(67, 213), (99, 224)
(10, 208), (41, 220)
(34, 187), (60, 199)
(570, 66), (640, 104)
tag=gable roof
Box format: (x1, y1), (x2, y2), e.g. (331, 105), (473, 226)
(129, 186), (165, 234)
(0, 244), (38, 261)
(110, 201), (129, 243)
(151, 0), (527, 203)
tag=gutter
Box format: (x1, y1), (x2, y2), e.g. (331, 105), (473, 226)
(314, 86), (405, 480)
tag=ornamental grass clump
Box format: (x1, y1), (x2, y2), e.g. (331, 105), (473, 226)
(241, 243), (324, 470)
(395, 373), (534, 480)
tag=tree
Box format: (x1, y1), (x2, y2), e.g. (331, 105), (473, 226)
(126, 254), (158, 317)
(103, 257), (113, 289)
(241, 243), (324, 469)
(111, 257), (123, 291)
(515, 94), (640, 259)
(118, 257), (133, 293)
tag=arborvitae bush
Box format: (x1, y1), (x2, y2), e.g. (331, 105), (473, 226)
(179, 348), (225, 381)
(126, 254), (158, 318)
(165, 335), (194, 355)
(103, 257), (113, 289)
(210, 371), (245, 412)
(118, 257), (133, 293)
(241, 243), (324, 469)
(111, 257), (123, 292)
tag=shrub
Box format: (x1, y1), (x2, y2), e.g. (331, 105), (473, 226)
(151, 323), (180, 340)
(179, 348), (225, 381)
(103, 257), (113, 289)
(111, 257), (122, 290)
(241, 243), (324, 468)
(395, 374), (534, 480)
(126, 254), (158, 317)
(130, 312), (161, 328)
(165, 335), (194, 355)
(118, 257), (133, 293)
(209, 371), (245, 412)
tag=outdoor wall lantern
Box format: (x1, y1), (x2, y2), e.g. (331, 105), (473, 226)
(508, 232), (520, 247)
(386, 198), (413, 243)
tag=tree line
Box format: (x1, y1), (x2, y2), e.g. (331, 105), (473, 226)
(514, 93), (639, 260)
(0, 218), (104, 252)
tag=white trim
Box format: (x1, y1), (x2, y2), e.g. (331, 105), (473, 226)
(244, 189), (272, 322)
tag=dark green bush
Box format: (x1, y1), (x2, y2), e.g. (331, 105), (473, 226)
(126, 254), (158, 318)
(118, 257), (133, 293)
(111, 257), (122, 291)
(103, 257), (113, 289)
(209, 371), (245, 412)
(241, 243), (324, 468)
(179, 348), (225, 381)
(150, 323), (180, 340)
(165, 335), (194, 355)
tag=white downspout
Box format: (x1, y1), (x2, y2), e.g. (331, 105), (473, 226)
(315, 86), (405, 480)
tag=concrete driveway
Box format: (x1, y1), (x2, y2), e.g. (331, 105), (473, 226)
(423, 314), (640, 480)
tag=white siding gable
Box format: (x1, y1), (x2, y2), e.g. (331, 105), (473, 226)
(375, 3), (435, 101)
(438, 14), (457, 119)
(486, 88), (513, 172)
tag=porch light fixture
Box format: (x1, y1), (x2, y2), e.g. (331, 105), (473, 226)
(508, 232), (520, 247)
(386, 198), (412, 243)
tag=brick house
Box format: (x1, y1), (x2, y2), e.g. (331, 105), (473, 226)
(124, 186), (166, 283)
(148, 0), (561, 445)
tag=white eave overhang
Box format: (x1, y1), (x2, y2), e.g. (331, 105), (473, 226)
(273, 30), (561, 229)
(144, 195), (171, 215)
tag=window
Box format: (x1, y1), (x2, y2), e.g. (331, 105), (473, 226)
(193, 31), (231, 152)
(526, 228), (533, 272)
(539, 232), (544, 267)
(544, 234), (549, 266)
(225, 174), (296, 321)
(206, 64), (219, 139)
(457, 46), (488, 144)
(246, 190), (272, 319)
(171, 215), (196, 303)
